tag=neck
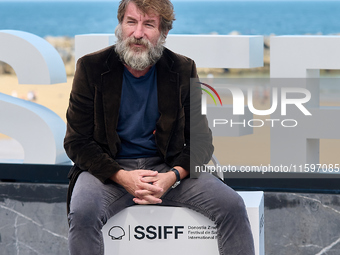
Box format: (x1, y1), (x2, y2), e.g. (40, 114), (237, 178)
(125, 65), (151, 78)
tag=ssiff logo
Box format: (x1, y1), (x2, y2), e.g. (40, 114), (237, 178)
(107, 225), (185, 241)
(108, 226), (125, 240)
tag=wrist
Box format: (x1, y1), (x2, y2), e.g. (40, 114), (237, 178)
(166, 170), (177, 184)
(172, 166), (188, 180)
(167, 167), (181, 188)
(110, 169), (126, 184)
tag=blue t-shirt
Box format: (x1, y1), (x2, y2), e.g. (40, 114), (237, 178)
(116, 65), (160, 158)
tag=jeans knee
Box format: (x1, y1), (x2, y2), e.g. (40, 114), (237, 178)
(229, 192), (247, 216)
(215, 189), (248, 224)
(69, 200), (104, 229)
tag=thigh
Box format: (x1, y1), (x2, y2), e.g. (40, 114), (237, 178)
(161, 174), (254, 255)
(161, 173), (245, 222)
(69, 157), (169, 226)
(69, 171), (135, 226)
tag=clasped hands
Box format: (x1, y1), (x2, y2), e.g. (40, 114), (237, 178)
(112, 169), (177, 205)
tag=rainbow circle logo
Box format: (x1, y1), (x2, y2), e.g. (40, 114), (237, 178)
(197, 82), (223, 106)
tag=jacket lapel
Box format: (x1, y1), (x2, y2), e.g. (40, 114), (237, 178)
(101, 47), (124, 155)
(155, 50), (180, 156)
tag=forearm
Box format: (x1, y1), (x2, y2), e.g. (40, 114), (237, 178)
(64, 135), (121, 182)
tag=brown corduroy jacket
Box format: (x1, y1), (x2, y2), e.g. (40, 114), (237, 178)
(64, 46), (213, 213)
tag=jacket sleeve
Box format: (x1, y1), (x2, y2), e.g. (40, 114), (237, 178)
(64, 58), (121, 183)
(171, 61), (214, 176)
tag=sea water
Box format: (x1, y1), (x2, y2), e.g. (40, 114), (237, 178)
(0, 1), (340, 37)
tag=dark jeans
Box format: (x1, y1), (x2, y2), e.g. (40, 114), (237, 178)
(68, 157), (255, 255)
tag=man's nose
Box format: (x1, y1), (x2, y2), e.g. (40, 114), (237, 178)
(133, 23), (144, 39)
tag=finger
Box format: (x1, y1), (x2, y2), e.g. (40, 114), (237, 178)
(137, 183), (163, 193)
(138, 170), (158, 177)
(135, 189), (153, 197)
(133, 198), (152, 205)
(140, 176), (158, 183)
(133, 196), (162, 205)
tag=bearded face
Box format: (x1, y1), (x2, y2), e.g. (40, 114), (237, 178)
(115, 24), (165, 71)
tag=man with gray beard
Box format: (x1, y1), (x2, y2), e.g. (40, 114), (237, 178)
(115, 22), (165, 71)
(64, 0), (255, 254)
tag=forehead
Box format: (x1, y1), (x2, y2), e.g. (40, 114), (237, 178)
(124, 2), (160, 23)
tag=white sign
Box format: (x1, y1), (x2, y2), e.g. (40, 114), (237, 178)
(102, 192), (264, 255)
(0, 30), (70, 164)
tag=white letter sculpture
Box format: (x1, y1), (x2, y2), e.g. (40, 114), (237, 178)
(270, 36), (340, 166)
(0, 30), (70, 164)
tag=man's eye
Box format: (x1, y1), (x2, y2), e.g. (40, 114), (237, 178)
(146, 24), (154, 28)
